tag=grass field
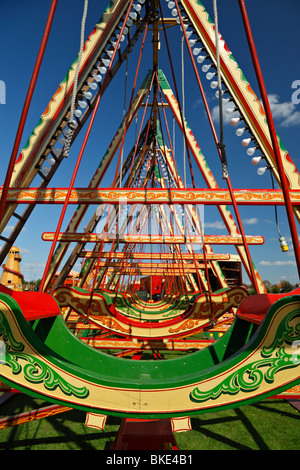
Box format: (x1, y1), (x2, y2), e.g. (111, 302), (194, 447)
(0, 393), (299, 450)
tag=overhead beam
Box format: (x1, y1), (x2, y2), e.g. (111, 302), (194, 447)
(42, 232), (264, 245)
(4, 187), (300, 205)
(79, 251), (232, 260)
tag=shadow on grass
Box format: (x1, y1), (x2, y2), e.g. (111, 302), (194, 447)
(181, 400), (300, 450)
(189, 412), (259, 450)
(0, 394), (299, 450)
(0, 394), (122, 450)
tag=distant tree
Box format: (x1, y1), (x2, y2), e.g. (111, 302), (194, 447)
(270, 284), (280, 293)
(280, 281), (293, 293)
(247, 286), (256, 295)
(263, 280), (272, 292)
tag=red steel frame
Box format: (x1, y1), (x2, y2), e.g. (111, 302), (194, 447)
(238, 0), (300, 279)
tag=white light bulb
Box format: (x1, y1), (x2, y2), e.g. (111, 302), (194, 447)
(168, 1), (175, 8)
(202, 64), (211, 72)
(83, 91), (93, 100)
(206, 72), (215, 80)
(193, 47), (202, 55)
(210, 81), (218, 89)
(62, 129), (70, 137)
(69, 119), (76, 128)
(196, 55), (206, 64)
(78, 100), (87, 108)
(189, 39), (197, 47)
(236, 127), (245, 137)
(94, 74), (102, 82)
(230, 117), (240, 125)
(123, 26), (129, 35)
(242, 138), (251, 147)
(180, 23), (188, 31)
(129, 11), (137, 20)
(98, 66), (107, 74)
(225, 107), (235, 114)
(41, 166), (50, 175)
(52, 147), (61, 156)
(186, 31), (192, 38)
(74, 109), (82, 118)
(102, 59), (110, 67)
(89, 82), (97, 90)
(171, 8), (178, 16)
(257, 166), (267, 176)
(215, 89), (225, 98)
(107, 50), (114, 57)
(246, 147), (256, 156)
(126, 18), (133, 27)
(46, 156), (56, 166)
(58, 136), (66, 145)
(133, 3), (142, 12)
(252, 156), (262, 165)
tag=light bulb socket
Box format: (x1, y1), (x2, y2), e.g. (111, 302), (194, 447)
(279, 236), (289, 252)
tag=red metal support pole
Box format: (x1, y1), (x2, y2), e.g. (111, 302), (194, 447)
(0, 0), (58, 223)
(238, 0), (300, 279)
(39, 0), (135, 292)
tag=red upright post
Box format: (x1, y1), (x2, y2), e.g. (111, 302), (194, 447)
(0, 0), (58, 222)
(238, 0), (300, 279)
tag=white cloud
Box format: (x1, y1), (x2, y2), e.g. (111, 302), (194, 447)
(2, 225), (15, 233)
(259, 260), (296, 266)
(23, 262), (45, 269)
(2, 224), (27, 233)
(204, 220), (225, 229)
(268, 94), (294, 117)
(17, 246), (30, 253)
(265, 94), (300, 127)
(211, 100), (239, 124)
(211, 93), (300, 127)
(242, 217), (258, 225)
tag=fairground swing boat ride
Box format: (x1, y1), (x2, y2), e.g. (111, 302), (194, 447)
(0, 0), (300, 449)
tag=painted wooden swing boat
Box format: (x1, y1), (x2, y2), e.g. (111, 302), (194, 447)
(52, 285), (247, 337)
(1, 0), (300, 430)
(0, 283), (299, 418)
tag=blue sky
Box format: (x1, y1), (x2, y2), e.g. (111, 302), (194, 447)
(1, 0), (300, 286)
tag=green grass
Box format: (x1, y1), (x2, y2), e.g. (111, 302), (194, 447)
(0, 394), (299, 450)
